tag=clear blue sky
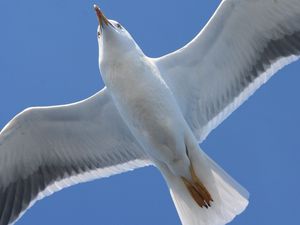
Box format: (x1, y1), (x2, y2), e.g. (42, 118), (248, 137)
(0, 0), (300, 224)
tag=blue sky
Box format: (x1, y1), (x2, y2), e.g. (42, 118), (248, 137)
(1, 0), (300, 224)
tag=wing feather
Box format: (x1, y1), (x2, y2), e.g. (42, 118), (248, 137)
(154, 0), (300, 142)
(0, 88), (150, 225)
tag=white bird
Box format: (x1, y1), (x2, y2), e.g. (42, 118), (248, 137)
(1, 1), (300, 225)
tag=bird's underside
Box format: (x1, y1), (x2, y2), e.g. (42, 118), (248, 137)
(1, 0), (300, 225)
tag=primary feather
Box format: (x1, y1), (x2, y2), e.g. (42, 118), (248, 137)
(0, 89), (150, 225)
(155, 0), (300, 142)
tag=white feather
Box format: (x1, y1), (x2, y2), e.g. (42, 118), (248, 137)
(154, 0), (300, 142)
(0, 88), (150, 225)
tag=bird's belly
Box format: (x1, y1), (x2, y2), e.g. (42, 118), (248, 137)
(113, 84), (187, 163)
(102, 58), (188, 163)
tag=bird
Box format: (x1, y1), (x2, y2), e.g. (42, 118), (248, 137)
(1, 0), (300, 225)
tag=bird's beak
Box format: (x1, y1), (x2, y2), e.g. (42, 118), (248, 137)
(94, 4), (112, 32)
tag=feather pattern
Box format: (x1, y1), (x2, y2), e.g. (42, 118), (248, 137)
(0, 88), (150, 225)
(154, 0), (300, 142)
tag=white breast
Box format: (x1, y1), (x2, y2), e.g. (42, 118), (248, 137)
(100, 54), (186, 161)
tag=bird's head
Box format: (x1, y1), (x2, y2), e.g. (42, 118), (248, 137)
(94, 5), (143, 65)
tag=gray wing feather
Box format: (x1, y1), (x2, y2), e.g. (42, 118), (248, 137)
(154, 0), (300, 142)
(0, 88), (150, 225)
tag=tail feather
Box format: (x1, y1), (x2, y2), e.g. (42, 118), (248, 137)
(160, 147), (249, 225)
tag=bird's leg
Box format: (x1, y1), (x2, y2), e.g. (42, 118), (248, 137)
(181, 163), (213, 208)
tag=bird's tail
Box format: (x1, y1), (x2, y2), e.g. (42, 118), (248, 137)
(160, 146), (249, 225)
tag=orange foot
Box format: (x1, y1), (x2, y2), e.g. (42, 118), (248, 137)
(182, 164), (213, 208)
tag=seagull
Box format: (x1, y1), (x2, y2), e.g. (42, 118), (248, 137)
(1, 1), (300, 225)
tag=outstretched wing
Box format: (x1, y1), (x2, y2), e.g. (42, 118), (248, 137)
(154, 0), (300, 142)
(0, 88), (150, 225)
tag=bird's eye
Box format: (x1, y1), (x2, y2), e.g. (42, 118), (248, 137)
(97, 31), (101, 37)
(116, 23), (122, 29)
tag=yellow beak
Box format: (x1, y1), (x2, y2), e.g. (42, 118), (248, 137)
(94, 4), (112, 31)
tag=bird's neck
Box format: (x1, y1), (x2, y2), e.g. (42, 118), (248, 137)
(100, 51), (159, 95)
